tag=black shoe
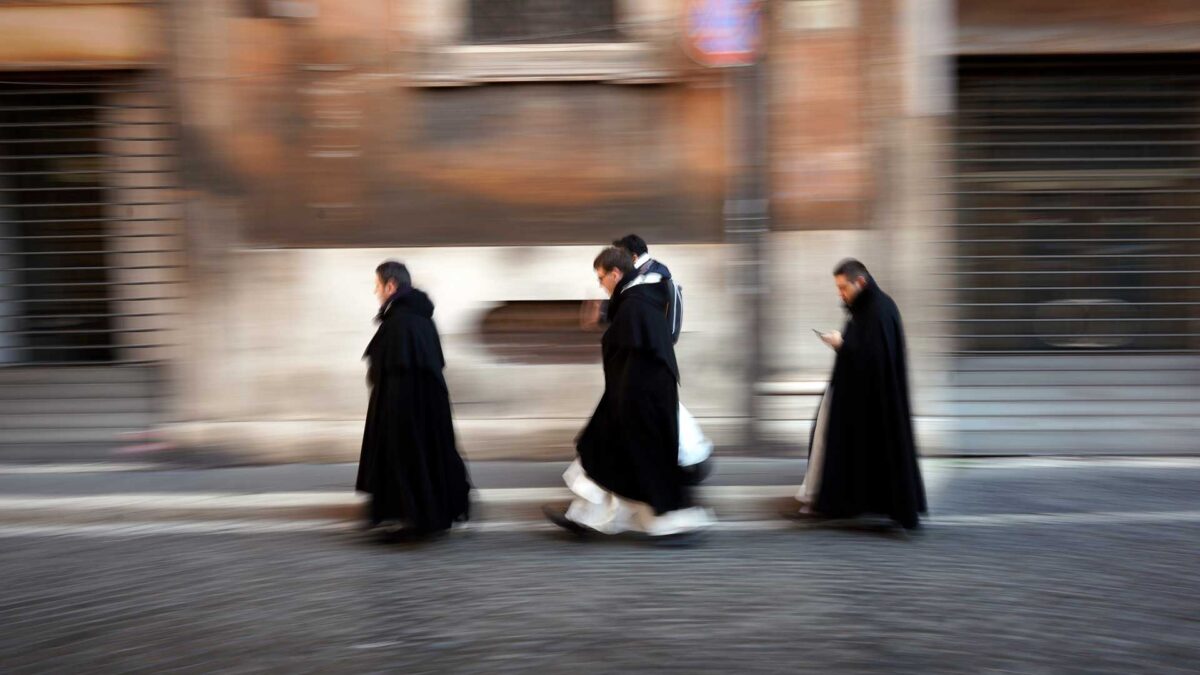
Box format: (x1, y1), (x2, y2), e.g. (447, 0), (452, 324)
(650, 529), (706, 548)
(377, 526), (448, 544)
(681, 458), (713, 486)
(780, 507), (833, 525)
(362, 517), (404, 533)
(542, 504), (593, 537)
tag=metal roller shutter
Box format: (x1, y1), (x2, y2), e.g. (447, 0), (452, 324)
(943, 55), (1200, 454)
(0, 72), (181, 457)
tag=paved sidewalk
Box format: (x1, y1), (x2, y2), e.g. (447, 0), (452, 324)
(2, 458), (1199, 672)
(1, 457), (1199, 529)
(3, 497), (1198, 673)
(0, 458), (805, 493)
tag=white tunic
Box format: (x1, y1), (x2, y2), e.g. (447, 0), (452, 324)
(563, 460), (715, 536)
(796, 385), (832, 506)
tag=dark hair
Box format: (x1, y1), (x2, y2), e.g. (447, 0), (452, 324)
(376, 259), (411, 290)
(611, 234), (648, 256)
(593, 246), (635, 278)
(833, 258), (870, 281)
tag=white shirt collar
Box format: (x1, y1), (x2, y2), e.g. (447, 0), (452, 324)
(634, 254), (655, 270)
(622, 271), (663, 292)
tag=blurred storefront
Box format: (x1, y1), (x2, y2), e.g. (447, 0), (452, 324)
(941, 1), (1200, 453)
(3, 1), (1200, 459)
(0, 1), (181, 454)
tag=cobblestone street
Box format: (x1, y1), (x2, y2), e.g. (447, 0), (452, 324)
(2, 460), (1199, 674)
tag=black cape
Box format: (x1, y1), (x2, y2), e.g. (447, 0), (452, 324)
(813, 280), (927, 529)
(597, 259), (671, 324)
(356, 288), (470, 531)
(576, 278), (687, 515)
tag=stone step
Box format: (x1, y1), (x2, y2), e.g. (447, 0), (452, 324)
(949, 371), (1200, 387)
(941, 401), (1200, 417)
(950, 430), (1200, 454)
(932, 385), (1198, 403)
(0, 382), (158, 400)
(0, 412), (157, 431)
(0, 486), (799, 526)
(0, 366), (161, 386)
(0, 398), (161, 415)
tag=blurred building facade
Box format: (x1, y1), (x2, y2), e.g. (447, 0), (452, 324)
(2, 0), (1200, 459)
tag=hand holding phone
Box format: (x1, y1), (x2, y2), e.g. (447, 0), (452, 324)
(814, 329), (843, 350)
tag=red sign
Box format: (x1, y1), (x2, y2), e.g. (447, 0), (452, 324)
(683, 0), (763, 67)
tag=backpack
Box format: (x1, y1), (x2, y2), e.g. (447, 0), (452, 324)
(666, 278), (683, 344)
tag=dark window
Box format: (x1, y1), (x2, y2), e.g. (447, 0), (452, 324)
(468, 0), (621, 44)
(0, 79), (114, 364)
(479, 301), (600, 364)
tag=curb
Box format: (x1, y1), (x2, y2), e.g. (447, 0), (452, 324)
(0, 486), (798, 526)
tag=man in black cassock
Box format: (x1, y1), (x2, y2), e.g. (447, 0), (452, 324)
(357, 260), (470, 536)
(545, 247), (712, 539)
(609, 234), (712, 484)
(787, 259), (927, 530)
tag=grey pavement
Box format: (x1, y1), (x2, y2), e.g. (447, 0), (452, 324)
(0, 458), (1198, 672)
(2, 458), (1200, 519)
(1, 518), (1197, 673)
(0, 459), (802, 496)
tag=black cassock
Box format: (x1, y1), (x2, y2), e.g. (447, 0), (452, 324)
(576, 278), (688, 515)
(356, 288), (470, 531)
(813, 280), (927, 529)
